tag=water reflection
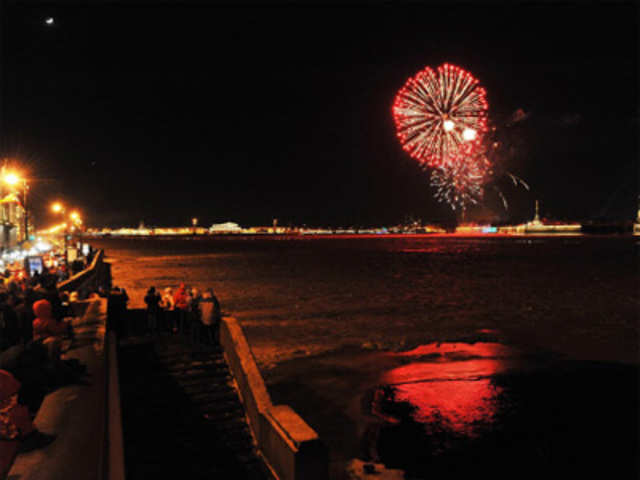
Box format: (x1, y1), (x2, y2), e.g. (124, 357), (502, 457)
(374, 342), (515, 438)
(391, 378), (501, 437)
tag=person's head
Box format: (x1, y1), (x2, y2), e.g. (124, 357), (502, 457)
(148, 286), (156, 294)
(191, 287), (199, 298)
(164, 287), (172, 296)
(33, 299), (53, 319)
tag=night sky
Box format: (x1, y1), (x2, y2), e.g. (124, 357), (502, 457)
(1, 1), (638, 228)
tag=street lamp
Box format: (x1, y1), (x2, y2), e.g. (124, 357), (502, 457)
(51, 202), (68, 264)
(3, 171), (29, 242)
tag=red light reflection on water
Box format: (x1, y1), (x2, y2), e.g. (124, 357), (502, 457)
(392, 378), (502, 436)
(377, 342), (512, 437)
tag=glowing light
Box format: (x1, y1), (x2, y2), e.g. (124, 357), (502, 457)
(443, 120), (455, 132)
(462, 128), (477, 141)
(51, 202), (63, 213)
(35, 241), (52, 252)
(45, 17), (54, 25)
(3, 173), (20, 186)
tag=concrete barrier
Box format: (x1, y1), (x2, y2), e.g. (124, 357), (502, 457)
(105, 332), (125, 480)
(220, 317), (329, 480)
(58, 249), (108, 296)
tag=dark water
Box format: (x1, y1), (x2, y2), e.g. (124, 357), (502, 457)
(90, 235), (639, 478)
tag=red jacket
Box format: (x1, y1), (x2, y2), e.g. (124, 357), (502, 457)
(173, 285), (189, 311)
(32, 299), (67, 340)
(0, 369), (34, 439)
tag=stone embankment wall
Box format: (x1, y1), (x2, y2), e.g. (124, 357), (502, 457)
(58, 249), (111, 297)
(220, 317), (329, 480)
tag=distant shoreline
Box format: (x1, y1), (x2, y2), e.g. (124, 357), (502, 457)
(78, 231), (637, 240)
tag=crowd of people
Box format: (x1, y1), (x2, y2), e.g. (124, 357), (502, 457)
(0, 266), (90, 452)
(1, 250), (224, 458)
(143, 283), (221, 347)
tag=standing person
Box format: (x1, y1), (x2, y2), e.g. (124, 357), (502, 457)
(144, 287), (161, 336)
(159, 287), (175, 333)
(173, 284), (189, 335)
(188, 288), (201, 345)
(107, 287), (128, 339)
(199, 289), (221, 345)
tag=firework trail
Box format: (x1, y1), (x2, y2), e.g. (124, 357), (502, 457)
(393, 63), (489, 168)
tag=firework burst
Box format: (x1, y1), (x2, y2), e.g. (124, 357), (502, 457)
(393, 63), (489, 168)
(430, 154), (491, 211)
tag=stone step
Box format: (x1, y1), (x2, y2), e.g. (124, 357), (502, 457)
(183, 382), (236, 397)
(190, 389), (238, 404)
(118, 335), (266, 479)
(171, 371), (232, 385)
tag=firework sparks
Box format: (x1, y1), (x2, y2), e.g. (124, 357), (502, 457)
(393, 63), (489, 168)
(430, 155), (490, 211)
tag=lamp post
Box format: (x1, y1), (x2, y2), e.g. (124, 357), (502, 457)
(3, 172), (28, 242)
(51, 202), (68, 265)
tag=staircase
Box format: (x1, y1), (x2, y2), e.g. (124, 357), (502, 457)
(117, 335), (270, 479)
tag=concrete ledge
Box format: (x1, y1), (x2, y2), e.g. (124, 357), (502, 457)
(105, 332), (125, 480)
(220, 317), (329, 480)
(58, 250), (105, 295)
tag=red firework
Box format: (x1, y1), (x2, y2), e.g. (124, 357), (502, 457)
(393, 63), (489, 168)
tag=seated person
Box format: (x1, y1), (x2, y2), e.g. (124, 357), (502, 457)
(0, 369), (55, 451)
(32, 300), (74, 359)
